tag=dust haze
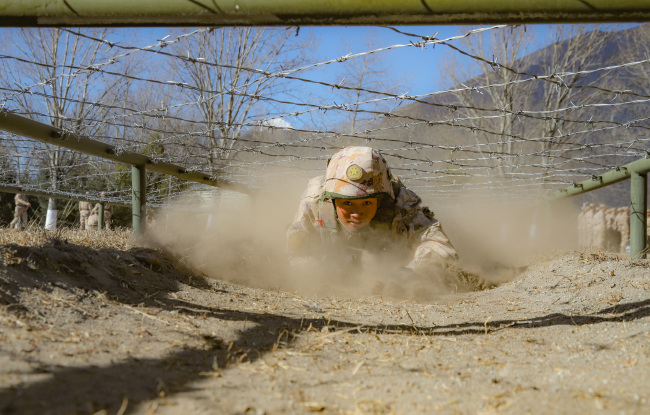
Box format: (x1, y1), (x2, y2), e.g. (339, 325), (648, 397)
(148, 180), (580, 302)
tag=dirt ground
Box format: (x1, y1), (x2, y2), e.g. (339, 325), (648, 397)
(0, 229), (649, 415)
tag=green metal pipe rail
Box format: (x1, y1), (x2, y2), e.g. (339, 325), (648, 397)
(547, 158), (650, 199)
(548, 157), (650, 258)
(2, 0), (650, 26)
(0, 110), (234, 190)
(0, 109), (246, 234)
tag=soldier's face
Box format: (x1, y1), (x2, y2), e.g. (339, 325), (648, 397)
(334, 198), (379, 231)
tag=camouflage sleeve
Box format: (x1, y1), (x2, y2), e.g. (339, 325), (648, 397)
(407, 221), (458, 275)
(392, 186), (458, 275)
(15, 194), (29, 207)
(286, 176), (324, 254)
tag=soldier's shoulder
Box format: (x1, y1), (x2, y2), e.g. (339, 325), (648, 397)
(391, 182), (439, 230)
(393, 182), (427, 211)
(302, 176), (325, 199)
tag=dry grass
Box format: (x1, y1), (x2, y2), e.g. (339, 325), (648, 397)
(0, 226), (135, 250)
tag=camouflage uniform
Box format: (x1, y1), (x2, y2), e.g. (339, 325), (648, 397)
(86, 212), (98, 230)
(577, 205), (587, 248)
(79, 200), (92, 230)
(146, 208), (156, 228)
(287, 146), (460, 285)
(91, 202), (114, 229)
(614, 207), (629, 253)
(605, 207), (620, 252)
(641, 210), (649, 249)
(592, 204), (607, 250)
(10, 194), (30, 230)
(104, 203), (114, 229)
(582, 204), (595, 249)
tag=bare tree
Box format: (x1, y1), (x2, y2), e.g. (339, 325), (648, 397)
(168, 27), (315, 178)
(531, 25), (610, 171)
(444, 25), (533, 177)
(0, 134), (34, 185)
(615, 23), (650, 147)
(444, 25), (613, 184)
(618, 24), (650, 93)
(0, 28), (129, 228)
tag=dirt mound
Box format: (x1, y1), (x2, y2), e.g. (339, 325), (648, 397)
(1, 241), (193, 306)
(0, 239), (649, 414)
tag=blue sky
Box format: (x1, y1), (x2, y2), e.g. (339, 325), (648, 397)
(299, 23), (639, 97)
(125, 23), (638, 130)
(298, 25), (463, 96)
(121, 25), (467, 128)
(131, 24), (638, 100)
(134, 25), (463, 97)
(10, 23), (633, 132)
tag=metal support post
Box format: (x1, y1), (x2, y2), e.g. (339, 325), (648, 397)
(98, 203), (104, 230)
(629, 171), (647, 258)
(132, 164), (146, 235)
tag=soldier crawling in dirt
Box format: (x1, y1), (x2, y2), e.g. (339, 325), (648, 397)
(287, 146), (490, 295)
(10, 193), (31, 230)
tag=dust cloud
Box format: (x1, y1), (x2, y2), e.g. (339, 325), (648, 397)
(435, 193), (579, 284)
(147, 182), (580, 302)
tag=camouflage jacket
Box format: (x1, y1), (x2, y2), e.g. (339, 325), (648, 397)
(79, 201), (92, 212)
(91, 203), (113, 215)
(287, 175), (458, 275)
(614, 212), (629, 234)
(14, 193), (29, 208)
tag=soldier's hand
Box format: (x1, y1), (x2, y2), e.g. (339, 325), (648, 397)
(443, 263), (495, 291)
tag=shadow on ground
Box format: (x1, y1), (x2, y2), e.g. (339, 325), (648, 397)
(0, 242), (649, 414)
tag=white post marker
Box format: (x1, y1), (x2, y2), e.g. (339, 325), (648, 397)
(45, 209), (58, 230)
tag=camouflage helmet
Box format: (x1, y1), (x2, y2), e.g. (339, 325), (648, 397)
(322, 146), (394, 200)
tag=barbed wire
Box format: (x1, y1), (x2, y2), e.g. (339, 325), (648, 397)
(0, 23), (648, 209)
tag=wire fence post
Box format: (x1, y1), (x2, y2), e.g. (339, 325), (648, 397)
(132, 164), (146, 235)
(629, 171), (647, 258)
(98, 203), (104, 230)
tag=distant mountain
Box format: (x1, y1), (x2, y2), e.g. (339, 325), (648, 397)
(370, 24), (650, 206)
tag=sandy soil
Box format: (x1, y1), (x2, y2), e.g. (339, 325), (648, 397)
(0, 232), (649, 415)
